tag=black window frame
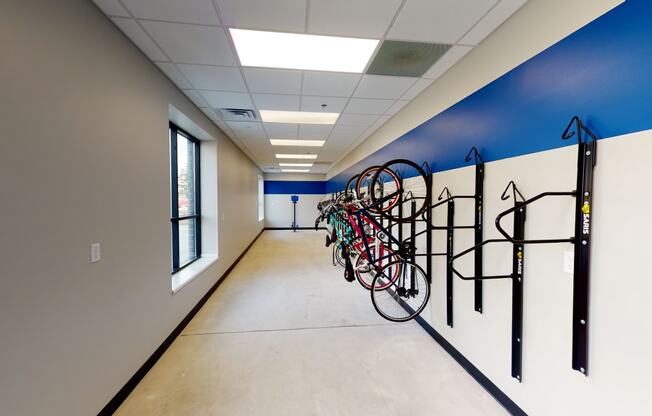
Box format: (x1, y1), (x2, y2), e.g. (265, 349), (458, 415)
(170, 122), (201, 273)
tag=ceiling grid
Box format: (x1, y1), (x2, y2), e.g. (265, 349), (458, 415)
(95, 0), (527, 174)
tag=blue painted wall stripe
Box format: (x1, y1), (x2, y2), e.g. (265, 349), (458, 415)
(326, 0), (652, 193)
(264, 181), (326, 195)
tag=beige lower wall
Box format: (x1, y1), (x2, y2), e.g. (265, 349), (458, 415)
(418, 129), (652, 414)
(0, 1), (262, 415)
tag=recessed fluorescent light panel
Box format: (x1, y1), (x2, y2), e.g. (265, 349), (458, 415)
(276, 154), (318, 159)
(279, 163), (313, 167)
(270, 139), (324, 147)
(281, 169), (310, 173)
(230, 29), (379, 73)
(260, 110), (339, 125)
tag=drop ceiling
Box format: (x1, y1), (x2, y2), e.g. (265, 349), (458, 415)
(93, 0), (527, 174)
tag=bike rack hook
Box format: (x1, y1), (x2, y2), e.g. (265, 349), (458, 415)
(500, 180), (525, 202)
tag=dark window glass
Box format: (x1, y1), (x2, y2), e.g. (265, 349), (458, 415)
(170, 123), (201, 273)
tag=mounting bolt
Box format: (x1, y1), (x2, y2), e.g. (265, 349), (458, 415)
(584, 192), (590, 197)
(516, 375), (521, 380)
(517, 338), (521, 342)
(586, 151), (591, 156)
(582, 240), (588, 245)
(518, 278), (522, 282)
(580, 319), (586, 324)
(580, 367), (586, 373)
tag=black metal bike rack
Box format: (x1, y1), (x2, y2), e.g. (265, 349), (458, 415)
(411, 148), (485, 327)
(450, 116), (598, 379)
(449, 180), (527, 380)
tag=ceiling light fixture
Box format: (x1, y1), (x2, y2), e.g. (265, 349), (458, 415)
(281, 169), (310, 173)
(279, 163), (313, 167)
(230, 28), (379, 73)
(276, 154), (318, 159)
(270, 139), (324, 147)
(260, 110), (339, 125)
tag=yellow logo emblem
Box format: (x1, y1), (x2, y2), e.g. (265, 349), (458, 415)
(581, 202), (590, 214)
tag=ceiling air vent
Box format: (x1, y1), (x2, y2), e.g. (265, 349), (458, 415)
(366, 40), (451, 77)
(218, 108), (257, 122)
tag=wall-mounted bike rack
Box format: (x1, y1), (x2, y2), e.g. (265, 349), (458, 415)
(450, 116), (597, 380)
(450, 181), (527, 380)
(410, 148), (485, 327)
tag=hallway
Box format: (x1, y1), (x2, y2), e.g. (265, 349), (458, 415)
(116, 230), (507, 415)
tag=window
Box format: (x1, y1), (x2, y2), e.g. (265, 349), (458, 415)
(170, 123), (201, 273)
(258, 174), (265, 221)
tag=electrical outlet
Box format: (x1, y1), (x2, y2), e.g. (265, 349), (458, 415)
(90, 243), (101, 263)
(563, 251), (574, 274)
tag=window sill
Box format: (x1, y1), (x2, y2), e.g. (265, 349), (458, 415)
(171, 254), (218, 294)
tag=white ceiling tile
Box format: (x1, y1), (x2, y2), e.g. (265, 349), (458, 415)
(298, 125), (333, 140)
(370, 114), (392, 130)
(388, 0), (497, 43)
(345, 98), (394, 115)
(121, 0), (220, 25)
(141, 21), (236, 65)
(264, 123), (299, 139)
(217, 0), (307, 32)
(182, 89), (209, 107)
(155, 62), (192, 89)
(93, 0), (130, 17)
(227, 121), (267, 141)
(400, 78), (434, 100)
(242, 68), (302, 94)
(201, 107), (218, 119)
(308, 0), (401, 38)
(459, 0), (527, 45)
(336, 114), (379, 126)
(300, 96), (348, 113)
(111, 18), (168, 61)
(177, 64), (246, 91)
(353, 75), (417, 99)
(252, 94), (300, 111)
(199, 91), (253, 108)
(302, 72), (361, 97)
(310, 163), (330, 173)
(329, 124), (368, 139)
(385, 100), (409, 115)
(422, 45), (473, 79)
(246, 146), (273, 157)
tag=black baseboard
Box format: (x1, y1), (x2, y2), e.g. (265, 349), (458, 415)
(98, 229), (264, 415)
(264, 227), (326, 230)
(413, 314), (527, 416)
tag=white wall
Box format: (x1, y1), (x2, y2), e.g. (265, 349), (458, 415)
(265, 194), (325, 228)
(328, 0), (623, 179)
(0, 1), (262, 415)
(263, 173), (325, 229)
(420, 130), (652, 415)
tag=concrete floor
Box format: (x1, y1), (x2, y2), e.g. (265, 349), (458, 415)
(116, 230), (507, 416)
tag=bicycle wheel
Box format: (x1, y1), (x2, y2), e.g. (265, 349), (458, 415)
(369, 159), (430, 223)
(334, 244), (346, 267)
(344, 174), (359, 198)
(371, 260), (430, 322)
(354, 244), (399, 290)
(358, 166), (401, 213)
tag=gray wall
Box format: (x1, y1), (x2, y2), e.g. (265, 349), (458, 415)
(0, 1), (263, 415)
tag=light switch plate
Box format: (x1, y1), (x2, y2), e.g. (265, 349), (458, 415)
(563, 250), (574, 274)
(90, 243), (101, 263)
